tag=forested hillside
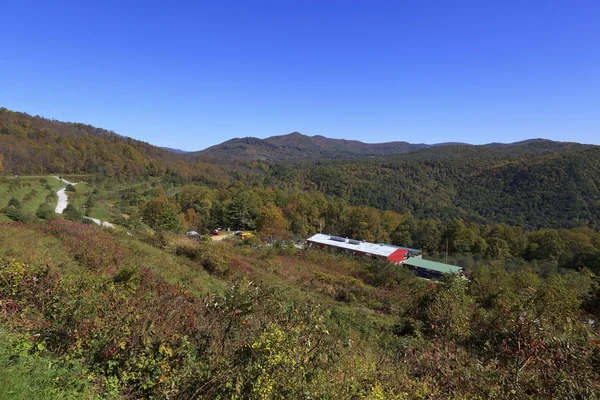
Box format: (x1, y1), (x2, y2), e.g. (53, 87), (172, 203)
(288, 142), (600, 229)
(0, 108), (179, 176)
(0, 108), (241, 186)
(2, 107), (600, 231)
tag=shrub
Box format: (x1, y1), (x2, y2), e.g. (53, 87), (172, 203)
(46, 192), (57, 202)
(62, 204), (82, 221)
(36, 202), (57, 221)
(65, 184), (76, 192)
(7, 197), (21, 209)
(23, 189), (38, 202)
(174, 244), (230, 275)
(3, 205), (33, 222)
(45, 220), (129, 271)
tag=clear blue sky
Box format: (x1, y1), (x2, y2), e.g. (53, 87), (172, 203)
(1, 1), (599, 150)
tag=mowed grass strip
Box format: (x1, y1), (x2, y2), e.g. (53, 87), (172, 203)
(0, 176), (62, 213)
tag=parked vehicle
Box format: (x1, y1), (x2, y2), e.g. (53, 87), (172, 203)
(210, 229), (221, 235)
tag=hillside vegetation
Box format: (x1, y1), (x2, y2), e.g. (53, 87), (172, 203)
(3, 107), (600, 230)
(1, 221), (599, 398)
(0, 109), (231, 184)
(286, 141), (600, 229)
(1, 108), (600, 397)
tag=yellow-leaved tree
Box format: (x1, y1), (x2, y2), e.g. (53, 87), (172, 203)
(256, 205), (287, 240)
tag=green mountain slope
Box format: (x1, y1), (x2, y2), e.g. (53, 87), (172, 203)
(2, 107), (599, 230)
(287, 142), (600, 229)
(0, 108), (177, 177)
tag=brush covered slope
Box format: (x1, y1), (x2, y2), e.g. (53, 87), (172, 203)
(0, 221), (599, 398)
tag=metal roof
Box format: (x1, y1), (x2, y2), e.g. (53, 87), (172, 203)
(403, 257), (463, 274)
(306, 233), (410, 258)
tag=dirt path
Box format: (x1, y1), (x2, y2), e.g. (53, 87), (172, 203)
(85, 217), (115, 228)
(53, 176), (77, 214)
(52, 176), (115, 228)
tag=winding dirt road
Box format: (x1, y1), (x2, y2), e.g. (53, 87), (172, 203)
(52, 176), (115, 228)
(53, 176), (77, 214)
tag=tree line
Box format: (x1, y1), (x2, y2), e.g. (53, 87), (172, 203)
(108, 181), (600, 275)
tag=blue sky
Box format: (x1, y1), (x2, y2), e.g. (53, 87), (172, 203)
(1, 1), (599, 151)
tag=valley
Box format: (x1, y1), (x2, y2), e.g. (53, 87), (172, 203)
(0, 108), (599, 398)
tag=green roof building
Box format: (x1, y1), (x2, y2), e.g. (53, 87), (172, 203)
(403, 257), (463, 279)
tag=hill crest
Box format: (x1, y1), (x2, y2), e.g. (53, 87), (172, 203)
(196, 131), (432, 161)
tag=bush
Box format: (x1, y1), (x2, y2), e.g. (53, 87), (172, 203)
(23, 189), (38, 202)
(46, 192), (57, 202)
(62, 204), (82, 221)
(174, 244), (229, 275)
(36, 202), (57, 221)
(3, 205), (33, 222)
(65, 184), (76, 192)
(7, 197), (21, 209)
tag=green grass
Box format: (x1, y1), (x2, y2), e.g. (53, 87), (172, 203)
(0, 328), (97, 400)
(0, 224), (81, 276)
(0, 176), (62, 213)
(88, 201), (114, 220)
(63, 181), (120, 222)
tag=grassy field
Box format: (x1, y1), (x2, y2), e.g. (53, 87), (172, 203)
(0, 175), (121, 223)
(0, 176), (62, 213)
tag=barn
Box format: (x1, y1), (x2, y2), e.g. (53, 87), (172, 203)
(306, 233), (418, 264)
(306, 233), (463, 280)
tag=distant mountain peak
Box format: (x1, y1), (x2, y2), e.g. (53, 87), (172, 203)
(196, 133), (432, 161)
(160, 147), (189, 154)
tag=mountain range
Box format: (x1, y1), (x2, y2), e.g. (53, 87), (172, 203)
(2, 107), (600, 229)
(195, 132), (467, 161)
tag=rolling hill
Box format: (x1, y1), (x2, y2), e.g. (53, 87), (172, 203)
(0, 107), (180, 177)
(196, 131), (434, 161)
(2, 106), (600, 229)
(293, 141), (600, 229)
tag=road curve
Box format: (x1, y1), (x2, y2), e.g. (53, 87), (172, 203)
(85, 217), (115, 229)
(53, 176), (77, 214)
(52, 176), (115, 229)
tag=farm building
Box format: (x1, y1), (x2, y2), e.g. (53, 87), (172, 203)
(306, 233), (421, 264)
(402, 257), (463, 280)
(306, 233), (463, 280)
